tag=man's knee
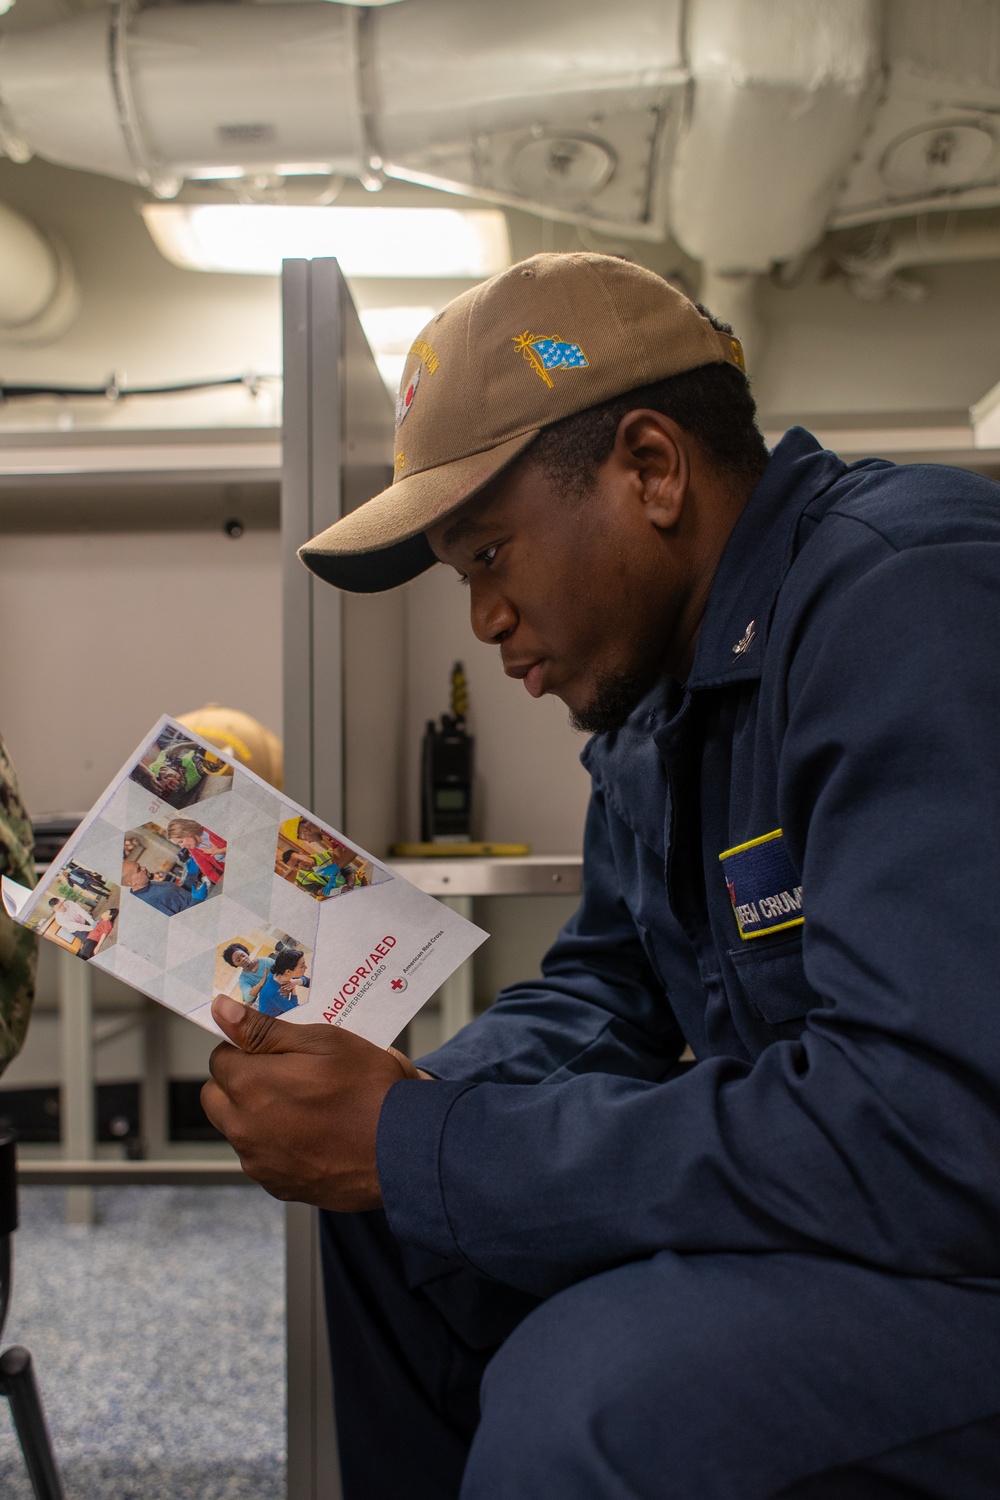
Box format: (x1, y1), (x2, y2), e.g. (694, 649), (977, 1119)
(462, 1251), (1000, 1500)
(463, 1259), (714, 1499)
(466, 1314), (614, 1497)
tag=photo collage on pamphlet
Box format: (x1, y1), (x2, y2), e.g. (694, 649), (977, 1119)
(3, 717), (486, 1047)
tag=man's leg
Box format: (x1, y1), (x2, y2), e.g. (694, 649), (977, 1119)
(319, 1209), (540, 1500)
(463, 1251), (1000, 1500)
(776, 1412), (1000, 1497)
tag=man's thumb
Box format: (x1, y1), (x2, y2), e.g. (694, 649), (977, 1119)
(211, 993), (301, 1053)
(211, 993), (424, 1074)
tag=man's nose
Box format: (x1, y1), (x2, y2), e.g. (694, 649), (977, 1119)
(469, 582), (516, 645)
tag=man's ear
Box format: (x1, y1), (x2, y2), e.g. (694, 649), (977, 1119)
(613, 410), (689, 531)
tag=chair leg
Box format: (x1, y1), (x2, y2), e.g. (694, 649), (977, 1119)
(0, 1345), (65, 1500)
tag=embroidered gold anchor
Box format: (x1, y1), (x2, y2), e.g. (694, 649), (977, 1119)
(732, 620), (755, 657)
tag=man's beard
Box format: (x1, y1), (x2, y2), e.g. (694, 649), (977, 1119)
(569, 666), (654, 735)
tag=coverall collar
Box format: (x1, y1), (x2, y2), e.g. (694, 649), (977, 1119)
(686, 427), (845, 690)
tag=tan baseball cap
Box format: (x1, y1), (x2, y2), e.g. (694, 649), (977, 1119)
(299, 251), (745, 593)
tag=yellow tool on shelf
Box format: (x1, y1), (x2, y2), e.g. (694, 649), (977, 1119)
(389, 841), (531, 859)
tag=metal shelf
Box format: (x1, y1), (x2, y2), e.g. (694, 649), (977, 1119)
(0, 427), (281, 485)
(386, 854), (583, 897)
(762, 412), (1000, 471)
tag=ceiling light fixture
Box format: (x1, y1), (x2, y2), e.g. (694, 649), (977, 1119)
(142, 205), (511, 279)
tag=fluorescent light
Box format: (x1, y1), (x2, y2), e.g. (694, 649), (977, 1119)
(184, 167), (245, 181)
(143, 205), (511, 278)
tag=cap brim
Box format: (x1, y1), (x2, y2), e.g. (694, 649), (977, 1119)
(298, 428), (539, 593)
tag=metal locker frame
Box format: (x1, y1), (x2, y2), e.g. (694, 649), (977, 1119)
(281, 257), (399, 1500)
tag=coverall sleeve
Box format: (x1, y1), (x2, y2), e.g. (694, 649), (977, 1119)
(416, 790), (686, 1085)
(0, 732), (36, 1076)
(379, 544), (1000, 1296)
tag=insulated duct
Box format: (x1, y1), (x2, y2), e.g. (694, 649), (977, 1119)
(839, 216), (1000, 299)
(0, 0), (689, 239)
(670, 0), (882, 273)
(0, 0), (883, 267)
(6, 0), (1000, 370)
(0, 198), (77, 340)
(698, 269), (763, 371)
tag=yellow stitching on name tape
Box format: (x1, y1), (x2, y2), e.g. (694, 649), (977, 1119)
(719, 827), (784, 862)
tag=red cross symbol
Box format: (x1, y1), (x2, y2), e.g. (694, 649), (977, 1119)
(391, 978), (406, 991)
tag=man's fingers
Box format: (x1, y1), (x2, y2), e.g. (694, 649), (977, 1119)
(200, 1076), (233, 1136)
(198, 999), (410, 1213)
(201, 1078), (257, 1175)
(211, 994), (307, 1054)
(207, 1037), (240, 1087)
(210, 993), (403, 1064)
(386, 1045), (421, 1081)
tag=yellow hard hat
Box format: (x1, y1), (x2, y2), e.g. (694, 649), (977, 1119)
(175, 704), (283, 790)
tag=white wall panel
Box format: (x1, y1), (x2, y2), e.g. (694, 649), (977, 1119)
(0, 526), (281, 813)
(402, 563), (592, 852)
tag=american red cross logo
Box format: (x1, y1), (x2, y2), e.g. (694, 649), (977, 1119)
(391, 978), (406, 991)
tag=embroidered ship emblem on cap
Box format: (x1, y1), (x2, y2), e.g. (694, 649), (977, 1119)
(410, 337), (439, 374)
(395, 364), (420, 430)
(513, 331), (589, 389)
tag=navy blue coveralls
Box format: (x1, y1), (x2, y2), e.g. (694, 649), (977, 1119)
(321, 429), (1000, 1498)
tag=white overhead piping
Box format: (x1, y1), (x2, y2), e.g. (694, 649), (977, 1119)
(0, 0), (892, 376)
(838, 217), (1000, 300)
(0, 0), (884, 271)
(11, 0), (999, 374)
(669, 0), (881, 369)
(0, 0), (688, 239)
(671, 0), (882, 271)
(698, 269), (763, 372)
(0, 199), (77, 341)
(0, 198), (55, 325)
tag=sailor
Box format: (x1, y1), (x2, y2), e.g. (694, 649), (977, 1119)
(204, 253), (1000, 1497)
(0, 732), (35, 1075)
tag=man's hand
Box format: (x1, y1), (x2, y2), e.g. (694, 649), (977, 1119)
(201, 995), (423, 1212)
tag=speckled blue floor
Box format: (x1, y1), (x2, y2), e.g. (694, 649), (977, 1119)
(0, 1186), (285, 1499)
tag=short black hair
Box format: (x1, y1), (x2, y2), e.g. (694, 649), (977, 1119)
(222, 942), (249, 966)
(272, 947), (304, 978)
(529, 307), (768, 494)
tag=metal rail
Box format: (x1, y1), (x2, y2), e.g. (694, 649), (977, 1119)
(18, 1160), (248, 1187)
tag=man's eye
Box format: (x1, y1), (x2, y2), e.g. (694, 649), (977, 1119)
(456, 543), (501, 585)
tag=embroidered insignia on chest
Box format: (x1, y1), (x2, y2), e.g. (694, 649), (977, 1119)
(513, 331), (589, 389)
(395, 364), (420, 430)
(732, 619), (755, 657)
(719, 829), (804, 941)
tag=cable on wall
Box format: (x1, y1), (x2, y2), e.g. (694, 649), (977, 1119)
(0, 372), (280, 402)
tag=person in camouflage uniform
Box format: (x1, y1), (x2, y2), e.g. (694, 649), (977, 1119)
(0, 732), (35, 1074)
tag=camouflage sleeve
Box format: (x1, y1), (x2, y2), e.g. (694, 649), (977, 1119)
(0, 733), (36, 1075)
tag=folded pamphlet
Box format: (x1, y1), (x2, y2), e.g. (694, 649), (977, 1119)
(2, 716), (487, 1047)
